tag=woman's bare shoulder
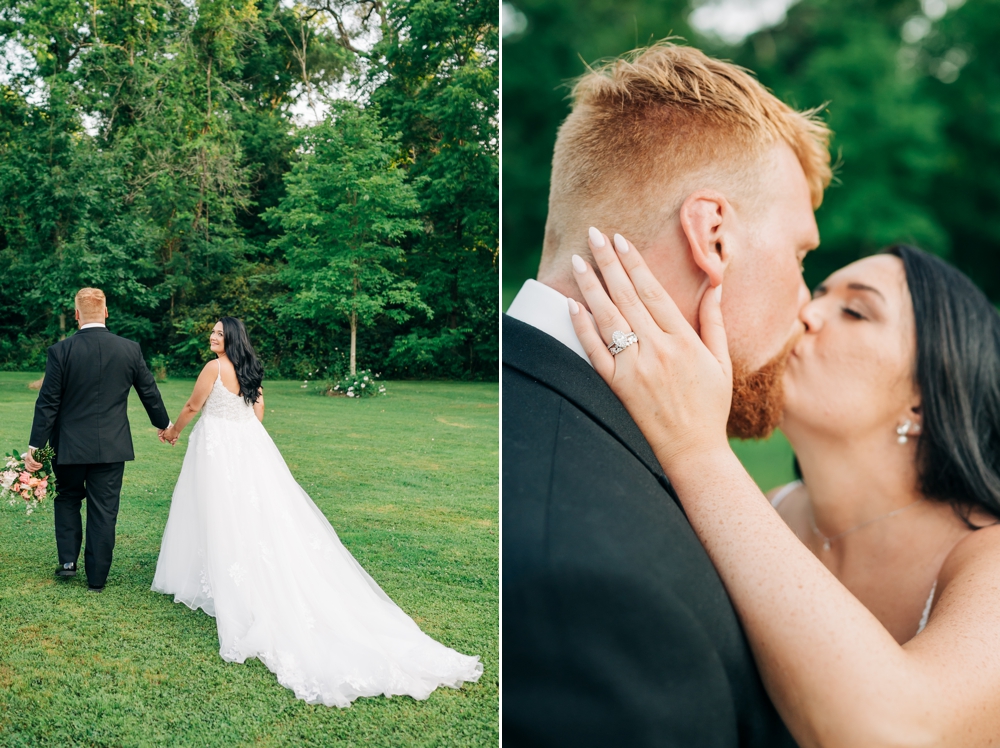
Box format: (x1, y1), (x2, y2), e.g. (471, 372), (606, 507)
(766, 480), (808, 509)
(938, 517), (1000, 590)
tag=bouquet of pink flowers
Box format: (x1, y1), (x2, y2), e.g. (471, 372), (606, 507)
(2, 444), (56, 515)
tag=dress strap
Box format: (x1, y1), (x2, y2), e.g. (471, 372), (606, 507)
(770, 480), (803, 509)
(916, 580), (937, 635)
(217, 359), (222, 381)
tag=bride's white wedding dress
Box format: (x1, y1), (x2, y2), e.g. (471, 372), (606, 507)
(151, 365), (482, 706)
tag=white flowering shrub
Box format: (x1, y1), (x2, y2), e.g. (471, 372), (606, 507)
(302, 367), (386, 398)
(329, 369), (386, 398)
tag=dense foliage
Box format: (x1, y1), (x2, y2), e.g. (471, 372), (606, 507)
(0, 0), (498, 380)
(502, 0), (1000, 303)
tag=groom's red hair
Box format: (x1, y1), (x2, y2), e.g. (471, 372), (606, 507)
(539, 41), (832, 279)
(75, 287), (107, 319)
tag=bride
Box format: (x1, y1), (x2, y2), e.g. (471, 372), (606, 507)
(151, 317), (482, 707)
(570, 233), (1000, 746)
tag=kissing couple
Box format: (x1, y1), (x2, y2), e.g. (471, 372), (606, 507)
(504, 42), (1000, 746)
(27, 288), (481, 707)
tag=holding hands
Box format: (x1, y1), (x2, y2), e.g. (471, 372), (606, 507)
(568, 228), (733, 469)
(158, 425), (179, 446)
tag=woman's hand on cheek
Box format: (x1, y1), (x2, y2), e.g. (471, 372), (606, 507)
(569, 228), (734, 469)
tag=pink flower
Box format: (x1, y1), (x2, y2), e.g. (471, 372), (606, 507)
(39, 478), (48, 488)
(34, 487), (45, 498)
(19, 471), (30, 483)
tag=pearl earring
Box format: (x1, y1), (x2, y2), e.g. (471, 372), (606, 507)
(897, 420), (914, 444)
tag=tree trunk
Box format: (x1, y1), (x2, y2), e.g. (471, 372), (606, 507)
(349, 311), (357, 377)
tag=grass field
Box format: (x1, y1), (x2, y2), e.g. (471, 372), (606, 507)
(730, 431), (797, 494)
(0, 373), (498, 747)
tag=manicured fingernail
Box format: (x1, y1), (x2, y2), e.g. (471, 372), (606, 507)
(588, 227), (605, 248)
(613, 233), (629, 253)
(572, 254), (587, 274)
(567, 297), (580, 315)
(715, 284), (723, 302)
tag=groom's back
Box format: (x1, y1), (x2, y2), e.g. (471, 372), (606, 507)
(31, 328), (159, 464)
(503, 317), (794, 748)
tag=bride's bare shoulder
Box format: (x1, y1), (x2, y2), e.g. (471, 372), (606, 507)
(197, 360), (219, 379)
(766, 481), (811, 538)
(766, 480), (808, 513)
(938, 515), (1000, 589)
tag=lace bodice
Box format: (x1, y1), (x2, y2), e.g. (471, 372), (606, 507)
(201, 370), (256, 423)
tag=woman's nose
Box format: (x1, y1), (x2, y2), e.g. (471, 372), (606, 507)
(799, 298), (823, 333)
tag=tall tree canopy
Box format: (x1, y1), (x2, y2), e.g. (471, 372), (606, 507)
(0, 0), (498, 379)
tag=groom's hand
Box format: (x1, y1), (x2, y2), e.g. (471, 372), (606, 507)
(157, 421), (176, 445)
(24, 448), (42, 472)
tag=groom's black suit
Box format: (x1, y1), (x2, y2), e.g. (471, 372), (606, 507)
(503, 315), (796, 747)
(29, 326), (170, 587)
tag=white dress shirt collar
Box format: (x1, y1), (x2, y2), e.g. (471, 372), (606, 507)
(80, 322), (107, 330)
(506, 279), (592, 367)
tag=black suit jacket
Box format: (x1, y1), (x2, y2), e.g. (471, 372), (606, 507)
(29, 326), (170, 464)
(503, 315), (795, 747)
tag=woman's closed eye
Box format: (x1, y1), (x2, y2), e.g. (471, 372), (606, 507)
(842, 306), (867, 320)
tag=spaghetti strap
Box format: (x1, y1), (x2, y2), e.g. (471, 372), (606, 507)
(916, 580), (937, 635)
(770, 480), (803, 509)
(216, 359), (222, 381)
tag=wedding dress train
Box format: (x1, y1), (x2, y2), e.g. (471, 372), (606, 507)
(151, 369), (482, 706)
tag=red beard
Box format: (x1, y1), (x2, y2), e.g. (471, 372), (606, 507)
(727, 337), (797, 440)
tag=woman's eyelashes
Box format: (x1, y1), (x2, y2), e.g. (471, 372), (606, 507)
(842, 306), (866, 320)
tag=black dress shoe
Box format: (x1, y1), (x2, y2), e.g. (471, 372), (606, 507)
(88, 586), (104, 593)
(55, 563), (77, 577)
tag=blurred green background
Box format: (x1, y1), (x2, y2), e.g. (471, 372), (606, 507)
(501, 0), (1000, 309)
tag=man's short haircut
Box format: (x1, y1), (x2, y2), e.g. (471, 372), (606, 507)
(540, 41), (832, 274)
(75, 287), (107, 318)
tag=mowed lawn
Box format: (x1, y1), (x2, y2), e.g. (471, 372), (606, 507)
(0, 373), (498, 747)
(730, 431), (797, 494)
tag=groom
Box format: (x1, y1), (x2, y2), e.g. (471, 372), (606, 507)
(25, 287), (173, 593)
(503, 43), (831, 745)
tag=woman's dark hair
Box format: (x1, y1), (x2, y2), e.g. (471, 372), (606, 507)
(884, 244), (1000, 525)
(219, 316), (264, 407)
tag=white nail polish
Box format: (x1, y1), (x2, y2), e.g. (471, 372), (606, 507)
(588, 227), (605, 248)
(572, 254), (587, 274)
(613, 233), (629, 253)
(567, 297), (579, 315)
(715, 285), (723, 302)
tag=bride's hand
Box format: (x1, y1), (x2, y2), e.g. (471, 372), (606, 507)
(569, 229), (733, 469)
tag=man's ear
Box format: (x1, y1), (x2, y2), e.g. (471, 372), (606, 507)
(74, 308), (80, 321)
(678, 190), (731, 287)
(104, 307), (109, 319)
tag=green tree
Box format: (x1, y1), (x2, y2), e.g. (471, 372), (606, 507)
(500, 0), (693, 305)
(266, 101), (429, 376)
(371, 0), (499, 379)
(720, 0), (950, 288)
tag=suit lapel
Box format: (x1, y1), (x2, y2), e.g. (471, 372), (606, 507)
(503, 314), (681, 506)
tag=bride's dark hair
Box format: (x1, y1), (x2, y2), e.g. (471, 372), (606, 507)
(219, 316), (264, 407)
(885, 244), (1000, 525)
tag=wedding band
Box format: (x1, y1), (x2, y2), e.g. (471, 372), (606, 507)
(608, 330), (638, 355)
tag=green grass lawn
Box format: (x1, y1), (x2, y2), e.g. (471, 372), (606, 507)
(0, 373), (498, 747)
(730, 431), (797, 494)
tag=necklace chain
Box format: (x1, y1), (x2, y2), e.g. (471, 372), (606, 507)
(809, 498), (925, 552)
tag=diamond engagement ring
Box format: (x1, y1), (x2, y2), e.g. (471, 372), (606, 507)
(608, 330), (638, 355)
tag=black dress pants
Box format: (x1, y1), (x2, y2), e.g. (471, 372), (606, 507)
(52, 462), (126, 588)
